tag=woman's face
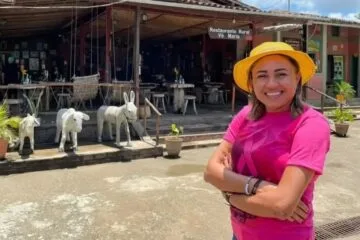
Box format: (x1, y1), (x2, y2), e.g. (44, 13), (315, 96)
(250, 54), (300, 112)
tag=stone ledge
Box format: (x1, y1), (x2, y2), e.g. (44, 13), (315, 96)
(0, 142), (163, 176)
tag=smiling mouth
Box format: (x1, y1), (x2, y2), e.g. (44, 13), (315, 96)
(265, 91), (283, 97)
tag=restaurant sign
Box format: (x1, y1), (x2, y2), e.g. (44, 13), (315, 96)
(208, 27), (250, 40)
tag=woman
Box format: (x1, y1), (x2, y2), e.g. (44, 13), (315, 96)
(204, 42), (330, 240)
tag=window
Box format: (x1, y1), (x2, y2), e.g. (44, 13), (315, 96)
(331, 26), (340, 37)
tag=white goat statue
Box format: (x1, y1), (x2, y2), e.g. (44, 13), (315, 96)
(97, 91), (137, 147)
(55, 108), (90, 152)
(19, 113), (40, 153)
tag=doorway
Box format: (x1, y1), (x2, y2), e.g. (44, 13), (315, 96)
(351, 56), (358, 96)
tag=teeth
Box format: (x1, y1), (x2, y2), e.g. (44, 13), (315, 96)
(266, 92), (281, 96)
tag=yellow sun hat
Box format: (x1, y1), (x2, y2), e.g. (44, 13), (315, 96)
(233, 41), (317, 92)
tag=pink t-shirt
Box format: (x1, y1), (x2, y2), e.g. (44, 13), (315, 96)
(223, 105), (330, 240)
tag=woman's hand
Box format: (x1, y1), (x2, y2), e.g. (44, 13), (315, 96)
(221, 153), (232, 170)
(256, 185), (309, 223)
(286, 200), (309, 223)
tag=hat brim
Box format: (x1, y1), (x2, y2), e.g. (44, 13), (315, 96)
(233, 50), (316, 92)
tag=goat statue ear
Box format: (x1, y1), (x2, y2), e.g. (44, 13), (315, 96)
(82, 113), (90, 121)
(34, 118), (40, 126)
(27, 113), (31, 117)
(123, 92), (129, 103)
(130, 90), (135, 103)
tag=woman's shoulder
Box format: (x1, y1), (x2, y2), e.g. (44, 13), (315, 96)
(302, 105), (328, 120)
(298, 105), (330, 130)
(232, 105), (251, 120)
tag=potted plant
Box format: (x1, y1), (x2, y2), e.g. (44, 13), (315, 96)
(0, 103), (22, 159)
(334, 81), (355, 104)
(165, 123), (183, 157)
(331, 107), (354, 137)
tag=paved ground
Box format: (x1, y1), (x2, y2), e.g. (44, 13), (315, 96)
(1, 121), (360, 240)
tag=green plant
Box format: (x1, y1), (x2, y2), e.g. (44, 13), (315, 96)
(334, 81), (356, 102)
(0, 103), (22, 143)
(332, 108), (354, 124)
(169, 123), (183, 137)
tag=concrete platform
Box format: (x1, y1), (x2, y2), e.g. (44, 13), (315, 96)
(1, 141), (163, 175)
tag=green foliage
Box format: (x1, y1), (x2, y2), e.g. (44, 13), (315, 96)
(0, 103), (21, 143)
(332, 108), (354, 124)
(335, 81), (355, 102)
(169, 123), (183, 137)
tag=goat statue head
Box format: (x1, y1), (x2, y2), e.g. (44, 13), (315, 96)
(123, 91), (138, 122)
(62, 108), (90, 133)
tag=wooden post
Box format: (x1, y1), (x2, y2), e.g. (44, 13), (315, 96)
(321, 94), (324, 113)
(105, 6), (112, 83)
(79, 25), (86, 76)
(302, 23), (308, 100)
(202, 34), (207, 72)
(133, 6), (141, 108)
(144, 99), (147, 134)
(232, 84), (235, 113)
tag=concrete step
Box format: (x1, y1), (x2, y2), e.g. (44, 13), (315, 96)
(1, 141), (163, 176)
(156, 132), (225, 144)
(160, 138), (221, 154)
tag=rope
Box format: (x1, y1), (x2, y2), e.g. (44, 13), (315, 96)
(90, 7), (93, 74)
(73, 0), (78, 77)
(125, 27), (130, 81)
(97, 7), (99, 73)
(69, 8), (73, 79)
(112, 7), (116, 80)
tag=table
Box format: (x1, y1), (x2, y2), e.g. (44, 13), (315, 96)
(169, 83), (194, 112)
(0, 84), (46, 114)
(204, 82), (224, 104)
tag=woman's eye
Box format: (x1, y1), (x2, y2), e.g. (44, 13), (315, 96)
(257, 75), (266, 79)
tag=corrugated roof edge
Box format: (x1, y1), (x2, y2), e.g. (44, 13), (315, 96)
(268, 10), (360, 25)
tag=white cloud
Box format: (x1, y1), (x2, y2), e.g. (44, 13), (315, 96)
(328, 12), (360, 22)
(292, 0), (315, 11)
(243, 0), (360, 16)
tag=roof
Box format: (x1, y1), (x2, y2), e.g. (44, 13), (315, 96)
(268, 10), (360, 26)
(154, 0), (360, 27)
(162, 0), (261, 11)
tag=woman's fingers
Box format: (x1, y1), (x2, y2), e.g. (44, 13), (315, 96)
(297, 200), (309, 213)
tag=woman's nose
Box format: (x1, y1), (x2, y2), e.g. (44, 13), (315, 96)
(265, 75), (278, 88)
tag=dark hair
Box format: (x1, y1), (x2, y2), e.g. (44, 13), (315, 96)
(247, 55), (304, 121)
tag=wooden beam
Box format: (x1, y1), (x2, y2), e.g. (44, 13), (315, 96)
(113, 13), (163, 39)
(145, 19), (213, 40)
(105, 6), (112, 83)
(133, 6), (141, 108)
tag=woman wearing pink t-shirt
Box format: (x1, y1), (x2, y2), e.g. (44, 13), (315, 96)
(204, 42), (330, 240)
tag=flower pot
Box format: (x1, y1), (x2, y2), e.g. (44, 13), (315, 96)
(165, 136), (183, 157)
(335, 123), (349, 137)
(0, 138), (8, 160)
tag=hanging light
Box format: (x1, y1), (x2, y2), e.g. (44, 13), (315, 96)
(141, 13), (148, 22)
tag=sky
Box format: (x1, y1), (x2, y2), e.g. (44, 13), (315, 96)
(242, 0), (360, 21)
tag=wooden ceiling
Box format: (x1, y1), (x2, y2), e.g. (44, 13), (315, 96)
(96, 8), (252, 41)
(0, 0), (302, 40)
(0, 0), (92, 37)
